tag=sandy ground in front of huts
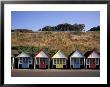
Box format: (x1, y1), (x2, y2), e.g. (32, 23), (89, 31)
(11, 69), (100, 77)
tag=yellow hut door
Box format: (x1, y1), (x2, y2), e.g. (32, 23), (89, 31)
(56, 59), (63, 68)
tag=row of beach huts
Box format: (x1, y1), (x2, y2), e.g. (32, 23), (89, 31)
(11, 49), (100, 69)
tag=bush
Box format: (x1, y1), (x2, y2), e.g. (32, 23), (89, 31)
(12, 46), (40, 54)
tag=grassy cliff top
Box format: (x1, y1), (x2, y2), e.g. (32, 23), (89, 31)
(11, 31), (100, 57)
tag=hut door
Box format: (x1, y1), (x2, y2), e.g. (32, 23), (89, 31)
(90, 59), (96, 68)
(22, 58), (28, 68)
(40, 58), (46, 68)
(73, 58), (80, 68)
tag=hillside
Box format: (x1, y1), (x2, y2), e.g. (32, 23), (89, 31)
(11, 31), (100, 57)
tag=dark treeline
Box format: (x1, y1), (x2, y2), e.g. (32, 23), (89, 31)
(89, 26), (100, 31)
(11, 29), (33, 33)
(38, 23), (85, 31)
(11, 24), (100, 32)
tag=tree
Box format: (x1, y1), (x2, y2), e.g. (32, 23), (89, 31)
(11, 29), (15, 32)
(78, 24), (85, 31)
(14, 29), (33, 33)
(89, 26), (100, 31)
(38, 23), (85, 31)
(42, 26), (53, 31)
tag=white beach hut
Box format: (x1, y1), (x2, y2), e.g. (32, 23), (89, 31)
(70, 50), (84, 68)
(52, 50), (67, 69)
(84, 50), (100, 69)
(15, 52), (33, 69)
(34, 50), (50, 69)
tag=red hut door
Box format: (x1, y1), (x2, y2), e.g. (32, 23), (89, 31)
(90, 59), (96, 68)
(40, 58), (46, 68)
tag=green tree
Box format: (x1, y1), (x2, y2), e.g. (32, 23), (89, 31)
(89, 26), (100, 31)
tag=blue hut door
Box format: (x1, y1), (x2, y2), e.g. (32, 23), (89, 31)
(22, 58), (28, 68)
(73, 58), (80, 68)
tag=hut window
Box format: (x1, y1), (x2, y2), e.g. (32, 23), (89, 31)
(20, 57), (22, 60)
(26, 58), (28, 63)
(63, 59), (65, 64)
(29, 58), (32, 63)
(19, 57), (23, 63)
(60, 59), (62, 64)
(54, 59), (56, 64)
(57, 59), (59, 64)
(23, 58), (25, 63)
(80, 59), (83, 64)
(96, 58), (99, 64)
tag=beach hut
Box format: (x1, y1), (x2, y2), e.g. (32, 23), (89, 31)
(15, 52), (34, 69)
(84, 50), (100, 69)
(52, 50), (67, 69)
(70, 50), (84, 69)
(11, 54), (14, 69)
(34, 50), (50, 69)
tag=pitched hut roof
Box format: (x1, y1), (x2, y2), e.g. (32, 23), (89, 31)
(70, 50), (84, 58)
(52, 50), (67, 58)
(15, 52), (31, 58)
(84, 50), (100, 58)
(35, 50), (49, 58)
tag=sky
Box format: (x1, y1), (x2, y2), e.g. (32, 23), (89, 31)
(11, 11), (100, 31)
